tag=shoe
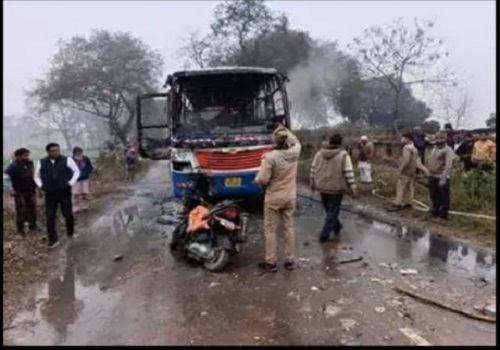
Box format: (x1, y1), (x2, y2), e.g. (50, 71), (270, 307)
(258, 262), (278, 272)
(319, 236), (330, 243)
(48, 241), (60, 249)
(334, 223), (343, 236)
(284, 261), (297, 270)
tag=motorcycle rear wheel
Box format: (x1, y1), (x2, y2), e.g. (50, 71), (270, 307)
(203, 249), (229, 272)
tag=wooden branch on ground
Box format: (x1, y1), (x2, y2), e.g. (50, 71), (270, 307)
(394, 285), (496, 323)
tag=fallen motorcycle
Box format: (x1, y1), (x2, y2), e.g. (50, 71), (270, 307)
(169, 196), (248, 272)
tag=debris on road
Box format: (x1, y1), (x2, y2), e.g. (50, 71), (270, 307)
(338, 256), (363, 264)
(340, 338), (362, 346)
(400, 269), (418, 276)
(339, 318), (357, 331)
(399, 327), (432, 346)
(484, 304), (496, 317)
(299, 258), (310, 262)
(374, 307), (386, 314)
(394, 285), (496, 323)
(157, 215), (178, 225)
(474, 298), (496, 317)
(379, 262), (398, 270)
(323, 304), (342, 318)
(113, 254), (123, 261)
(209, 282), (220, 288)
(311, 286), (319, 291)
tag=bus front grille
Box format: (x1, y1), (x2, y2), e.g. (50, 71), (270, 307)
(196, 148), (271, 171)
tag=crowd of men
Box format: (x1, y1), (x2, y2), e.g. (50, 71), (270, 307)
(4, 121), (495, 268)
(4, 141), (140, 248)
(254, 120), (496, 272)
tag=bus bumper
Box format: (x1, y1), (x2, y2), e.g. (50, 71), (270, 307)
(171, 170), (262, 199)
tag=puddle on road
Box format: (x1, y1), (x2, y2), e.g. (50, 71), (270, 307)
(297, 204), (496, 283)
(4, 260), (122, 346)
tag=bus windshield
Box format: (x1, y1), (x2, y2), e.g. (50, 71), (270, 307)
(171, 69), (287, 137)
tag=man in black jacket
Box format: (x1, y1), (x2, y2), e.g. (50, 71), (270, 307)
(455, 132), (474, 171)
(34, 143), (80, 248)
(4, 148), (38, 234)
(413, 126), (427, 165)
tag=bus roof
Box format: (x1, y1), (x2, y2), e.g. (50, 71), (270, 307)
(172, 66), (280, 78)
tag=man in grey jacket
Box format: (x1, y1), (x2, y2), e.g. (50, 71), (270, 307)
(310, 134), (356, 242)
(427, 131), (455, 219)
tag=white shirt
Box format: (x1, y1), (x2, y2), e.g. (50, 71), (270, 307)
(34, 157), (81, 189)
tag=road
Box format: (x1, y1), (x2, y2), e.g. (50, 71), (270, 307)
(4, 161), (496, 345)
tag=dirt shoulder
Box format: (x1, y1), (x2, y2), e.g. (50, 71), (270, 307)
(2, 158), (151, 329)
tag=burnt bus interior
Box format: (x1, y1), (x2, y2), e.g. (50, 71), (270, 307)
(171, 70), (290, 137)
(137, 68), (290, 158)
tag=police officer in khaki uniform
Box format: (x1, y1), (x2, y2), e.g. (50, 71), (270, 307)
(255, 126), (301, 272)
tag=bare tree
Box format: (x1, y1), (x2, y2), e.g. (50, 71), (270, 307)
(179, 31), (212, 69)
(433, 86), (473, 129)
(24, 104), (89, 151)
(348, 18), (456, 125)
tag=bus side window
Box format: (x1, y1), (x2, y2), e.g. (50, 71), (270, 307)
(273, 90), (285, 116)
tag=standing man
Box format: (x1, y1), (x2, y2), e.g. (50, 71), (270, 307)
(4, 148), (38, 234)
(358, 135), (374, 187)
(34, 143), (80, 248)
(125, 145), (138, 182)
(310, 134), (356, 242)
(427, 131), (455, 219)
(471, 131), (496, 172)
(455, 132), (475, 171)
(255, 126), (301, 272)
(72, 147), (93, 212)
(413, 126), (427, 165)
(390, 132), (429, 211)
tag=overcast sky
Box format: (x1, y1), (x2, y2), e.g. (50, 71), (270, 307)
(4, 0), (496, 127)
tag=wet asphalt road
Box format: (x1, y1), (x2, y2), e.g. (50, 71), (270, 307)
(4, 161), (496, 345)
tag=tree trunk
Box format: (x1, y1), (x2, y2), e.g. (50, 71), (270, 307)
(62, 131), (73, 153)
(108, 119), (129, 146)
(392, 89), (401, 134)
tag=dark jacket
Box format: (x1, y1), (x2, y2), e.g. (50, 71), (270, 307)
(455, 141), (474, 170)
(40, 156), (74, 193)
(4, 160), (37, 193)
(73, 156), (93, 181)
(413, 131), (426, 155)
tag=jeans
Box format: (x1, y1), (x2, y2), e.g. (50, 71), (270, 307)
(45, 188), (75, 244)
(428, 177), (450, 219)
(320, 193), (344, 239)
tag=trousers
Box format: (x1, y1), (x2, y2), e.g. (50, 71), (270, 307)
(45, 188), (75, 244)
(14, 192), (37, 233)
(319, 193), (344, 239)
(358, 161), (372, 184)
(428, 177), (450, 219)
(264, 198), (296, 264)
(395, 175), (415, 206)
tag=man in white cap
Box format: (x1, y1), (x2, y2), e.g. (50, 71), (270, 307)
(358, 135), (374, 187)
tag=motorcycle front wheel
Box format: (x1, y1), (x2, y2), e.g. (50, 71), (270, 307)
(203, 248), (229, 272)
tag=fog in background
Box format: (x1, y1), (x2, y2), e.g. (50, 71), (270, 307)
(3, 1), (496, 152)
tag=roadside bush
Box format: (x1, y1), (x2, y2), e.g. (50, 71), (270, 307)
(452, 163), (496, 215)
